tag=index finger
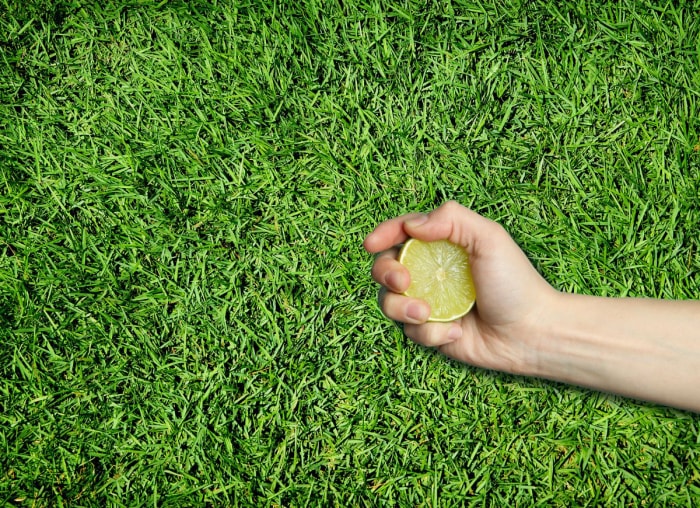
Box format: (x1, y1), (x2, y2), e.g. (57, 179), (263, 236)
(363, 212), (426, 253)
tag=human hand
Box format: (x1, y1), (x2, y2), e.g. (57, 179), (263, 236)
(363, 201), (558, 376)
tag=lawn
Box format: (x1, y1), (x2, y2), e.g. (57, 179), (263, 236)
(1, 0), (700, 505)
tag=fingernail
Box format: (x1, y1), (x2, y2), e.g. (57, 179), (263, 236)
(406, 302), (429, 322)
(405, 215), (428, 228)
(447, 324), (462, 341)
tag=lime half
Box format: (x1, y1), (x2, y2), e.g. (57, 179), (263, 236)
(398, 239), (476, 322)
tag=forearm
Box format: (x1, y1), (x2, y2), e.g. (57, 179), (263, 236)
(534, 293), (700, 412)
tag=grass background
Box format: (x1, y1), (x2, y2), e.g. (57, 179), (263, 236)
(2, 0), (700, 505)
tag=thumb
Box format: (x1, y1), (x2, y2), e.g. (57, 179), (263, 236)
(403, 201), (498, 252)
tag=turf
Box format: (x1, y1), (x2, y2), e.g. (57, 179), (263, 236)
(1, 0), (699, 505)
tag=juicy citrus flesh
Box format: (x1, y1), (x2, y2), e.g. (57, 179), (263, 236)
(398, 239), (476, 322)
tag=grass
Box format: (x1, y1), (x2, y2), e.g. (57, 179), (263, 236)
(1, 0), (700, 505)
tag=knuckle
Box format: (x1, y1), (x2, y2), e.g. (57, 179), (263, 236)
(424, 327), (442, 346)
(441, 200), (462, 213)
(371, 257), (391, 284)
(403, 323), (440, 347)
(380, 291), (403, 321)
(490, 220), (509, 238)
(371, 262), (383, 283)
(403, 323), (418, 340)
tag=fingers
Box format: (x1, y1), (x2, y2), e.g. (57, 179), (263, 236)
(379, 287), (465, 349)
(363, 212), (426, 253)
(373, 247), (430, 324)
(379, 289), (430, 324)
(404, 321), (463, 348)
(371, 247), (410, 293)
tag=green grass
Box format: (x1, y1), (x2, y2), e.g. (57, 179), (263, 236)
(1, 0), (700, 505)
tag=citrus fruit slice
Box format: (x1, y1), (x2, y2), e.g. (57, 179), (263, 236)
(397, 239), (476, 322)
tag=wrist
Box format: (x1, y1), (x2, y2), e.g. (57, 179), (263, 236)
(495, 286), (568, 379)
(527, 290), (597, 384)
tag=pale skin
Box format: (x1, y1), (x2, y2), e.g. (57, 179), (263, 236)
(364, 201), (700, 413)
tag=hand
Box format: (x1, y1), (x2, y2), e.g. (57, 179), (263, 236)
(363, 201), (558, 376)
